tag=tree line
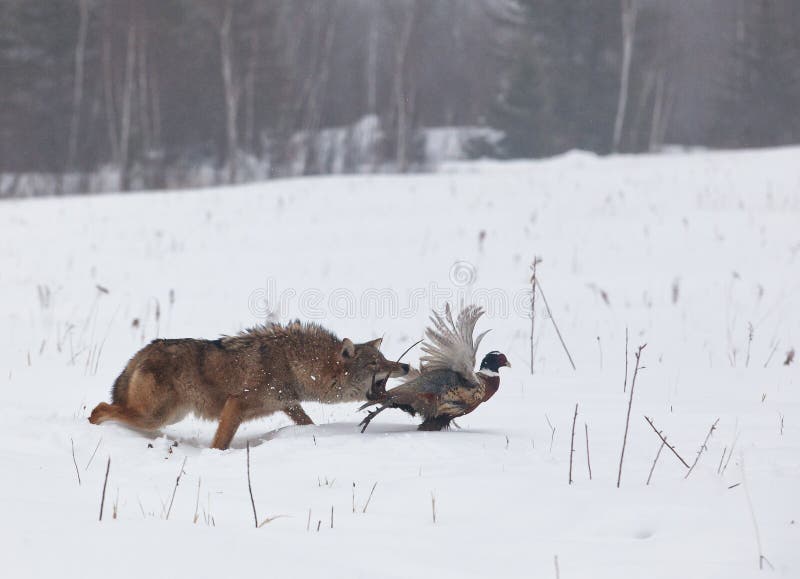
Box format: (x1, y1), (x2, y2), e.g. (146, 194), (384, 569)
(1, 0), (798, 195)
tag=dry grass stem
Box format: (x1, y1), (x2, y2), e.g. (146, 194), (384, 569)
(84, 437), (102, 471)
(763, 341), (779, 368)
(362, 482), (378, 513)
(624, 327), (629, 391)
(584, 423), (592, 480)
(545, 414), (556, 453)
(536, 277), (576, 370)
(740, 457), (773, 571)
(246, 441), (258, 527)
(70, 437), (81, 485)
(99, 456), (111, 521)
(716, 447), (727, 475)
(193, 478), (201, 524)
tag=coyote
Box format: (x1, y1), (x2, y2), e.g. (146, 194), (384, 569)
(89, 322), (409, 449)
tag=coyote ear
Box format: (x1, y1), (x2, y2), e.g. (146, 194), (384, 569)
(365, 337), (383, 349)
(341, 338), (356, 359)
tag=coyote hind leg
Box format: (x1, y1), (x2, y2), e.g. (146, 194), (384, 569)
(88, 402), (167, 431)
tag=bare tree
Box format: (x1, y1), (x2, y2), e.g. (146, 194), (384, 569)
(366, 10), (378, 115)
(219, 0), (241, 183)
(243, 28), (259, 154)
(613, 0), (638, 152)
(136, 2), (165, 188)
(300, 1), (339, 173)
(650, 73), (675, 151)
(393, 0), (421, 172)
(68, 0), (90, 170)
(118, 3), (136, 190)
(136, 4), (150, 155)
(102, 3), (120, 167)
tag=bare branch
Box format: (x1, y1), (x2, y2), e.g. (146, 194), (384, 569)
(646, 439), (666, 485)
(617, 344), (646, 487)
(362, 482), (378, 513)
(643, 416), (690, 468)
(530, 257), (541, 374)
(685, 418), (720, 479)
(536, 277), (576, 370)
(165, 456), (188, 520)
(569, 403), (578, 485)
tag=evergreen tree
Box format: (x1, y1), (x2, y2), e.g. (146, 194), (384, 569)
(493, 0), (622, 158)
(713, 0), (800, 148)
(0, 0), (76, 172)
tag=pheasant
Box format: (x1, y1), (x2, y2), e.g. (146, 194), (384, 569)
(359, 304), (509, 432)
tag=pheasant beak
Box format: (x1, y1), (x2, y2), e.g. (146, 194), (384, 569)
(504, 360), (512, 368)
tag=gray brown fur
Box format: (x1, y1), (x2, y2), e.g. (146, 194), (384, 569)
(89, 321), (408, 449)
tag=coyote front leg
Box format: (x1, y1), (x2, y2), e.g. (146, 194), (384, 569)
(211, 397), (244, 450)
(284, 403), (314, 425)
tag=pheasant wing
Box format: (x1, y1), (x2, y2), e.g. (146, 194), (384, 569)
(419, 303), (488, 385)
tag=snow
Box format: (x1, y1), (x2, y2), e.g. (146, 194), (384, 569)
(1, 147), (799, 578)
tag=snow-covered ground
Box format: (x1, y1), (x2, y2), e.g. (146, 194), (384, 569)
(1, 148), (798, 578)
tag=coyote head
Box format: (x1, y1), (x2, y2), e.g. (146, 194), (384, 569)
(339, 337), (409, 400)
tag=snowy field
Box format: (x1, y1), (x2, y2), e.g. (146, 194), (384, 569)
(1, 148), (798, 578)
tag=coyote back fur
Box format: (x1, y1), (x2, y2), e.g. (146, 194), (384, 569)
(89, 322), (408, 449)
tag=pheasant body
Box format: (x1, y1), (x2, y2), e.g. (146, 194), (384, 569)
(359, 305), (509, 432)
